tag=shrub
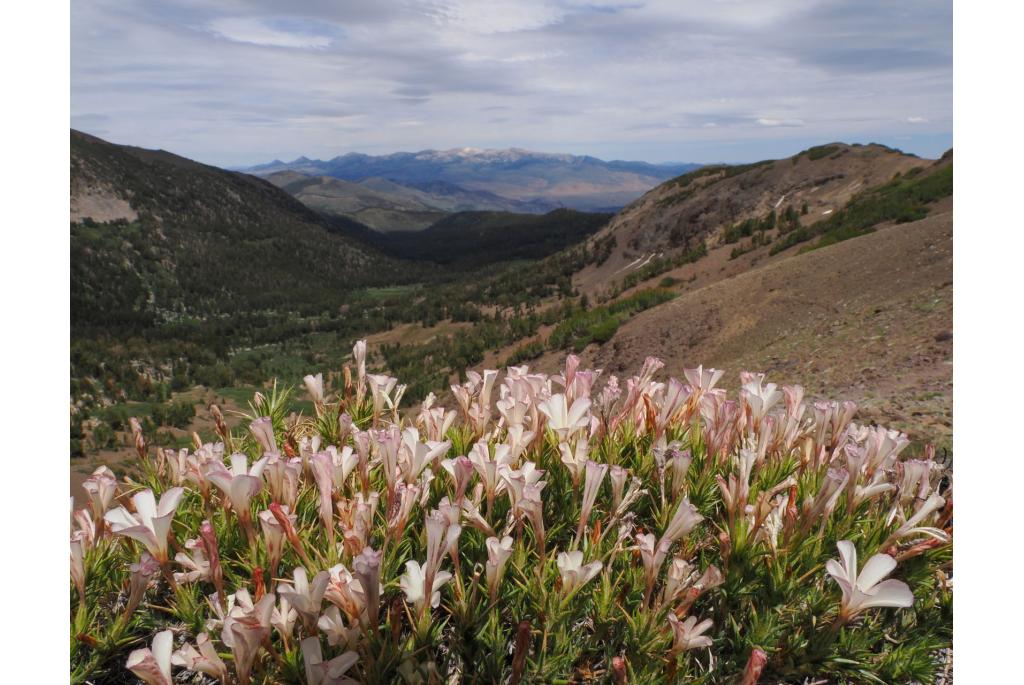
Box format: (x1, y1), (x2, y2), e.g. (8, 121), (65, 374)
(70, 343), (952, 685)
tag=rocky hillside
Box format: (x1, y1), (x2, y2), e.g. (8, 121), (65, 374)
(576, 143), (935, 291)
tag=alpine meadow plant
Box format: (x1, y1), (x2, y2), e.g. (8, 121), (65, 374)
(70, 341), (952, 684)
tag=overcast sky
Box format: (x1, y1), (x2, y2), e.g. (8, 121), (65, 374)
(71, 0), (952, 167)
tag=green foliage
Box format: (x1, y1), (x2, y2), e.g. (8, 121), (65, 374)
(770, 162), (953, 255)
(548, 288), (676, 352)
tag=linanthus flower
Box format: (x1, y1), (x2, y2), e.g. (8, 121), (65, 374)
(400, 559), (452, 614)
(311, 452), (340, 546)
(304, 372), (325, 406)
(263, 455), (301, 508)
(717, 449), (757, 522)
(684, 365), (725, 398)
(104, 487), (185, 563)
(885, 494), (949, 547)
(666, 448), (692, 499)
(171, 632), (227, 683)
(399, 427), (451, 484)
(424, 509), (462, 605)
(199, 520), (226, 608)
(174, 538), (211, 585)
(72, 508), (96, 550)
(388, 481), (421, 540)
(485, 536), (514, 601)
(205, 453), (268, 538)
(826, 540), (914, 622)
(318, 605), (361, 648)
(367, 373), (405, 422)
(301, 636), (359, 685)
(352, 339), (367, 403)
(259, 505), (294, 579)
(609, 465), (629, 509)
(271, 592), (298, 646)
(576, 460), (608, 542)
(469, 441), (511, 510)
(538, 393), (592, 442)
(353, 547), (383, 627)
(338, 492), (379, 556)
(558, 438), (590, 486)
(278, 567), (331, 634)
(658, 497), (704, 555)
(125, 552), (162, 617)
(126, 629), (174, 685)
(655, 378), (690, 438)
(222, 590), (276, 685)
(557, 551), (602, 595)
(666, 614), (714, 653)
(248, 416), (278, 456)
(515, 482), (547, 563)
(440, 455), (475, 504)
(82, 465), (118, 532)
(70, 538), (86, 606)
(740, 648), (769, 685)
(418, 393), (458, 442)
(324, 563), (368, 626)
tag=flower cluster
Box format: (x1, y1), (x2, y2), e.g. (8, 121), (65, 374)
(70, 343), (952, 684)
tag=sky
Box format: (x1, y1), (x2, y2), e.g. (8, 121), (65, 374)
(71, 0), (953, 167)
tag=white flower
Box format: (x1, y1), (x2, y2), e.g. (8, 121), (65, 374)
(104, 487), (185, 562)
(485, 535), (514, 599)
(400, 560), (452, 612)
(126, 629), (174, 685)
(538, 393), (592, 441)
(171, 632), (227, 683)
(301, 636), (359, 685)
(304, 372), (325, 404)
(667, 614), (713, 652)
(826, 540), (914, 620)
(556, 551), (602, 595)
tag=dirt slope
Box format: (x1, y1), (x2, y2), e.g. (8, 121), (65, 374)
(576, 143), (929, 293)
(579, 209), (953, 445)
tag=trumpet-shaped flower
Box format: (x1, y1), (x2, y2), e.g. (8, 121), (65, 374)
(826, 540), (914, 621)
(576, 460), (607, 541)
(249, 416), (278, 456)
(301, 636), (359, 685)
(104, 487), (185, 563)
(400, 560), (452, 613)
(82, 465), (118, 527)
(318, 605), (361, 648)
(171, 633), (227, 683)
(557, 551), (602, 595)
(126, 629), (174, 685)
(538, 393), (592, 441)
(222, 591), (275, 685)
(353, 547), (383, 627)
(70, 538), (86, 605)
(666, 614), (713, 652)
(206, 454), (267, 524)
(126, 552), (161, 617)
(174, 538), (211, 585)
(485, 536), (514, 601)
(304, 372), (325, 405)
(278, 567), (330, 633)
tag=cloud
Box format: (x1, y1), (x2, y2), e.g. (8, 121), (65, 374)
(71, 0), (952, 165)
(757, 118), (806, 128)
(205, 17), (337, 49)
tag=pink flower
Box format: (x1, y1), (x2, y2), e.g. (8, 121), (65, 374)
(82, 465), (118, 527)
(171, 632), (227, 683)
(248, 416), (278, 456)
(301, 636), (359, 685)
(826, 540), (914, 621)
(126, 629), (174, 685)
(70, 538), (86, 605)
(557, 551), (602, 595)
(667, 614), (713, 652)
(126, 552), (161, 617)
(104, 487), (185, 563)
(400, 560), (452, 614)
(485, 536), (514, 601)
(278, 567), (330, 634)
(304, 372), (325, 405)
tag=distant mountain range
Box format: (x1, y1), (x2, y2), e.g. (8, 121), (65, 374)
(240, 148), (699, 218)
